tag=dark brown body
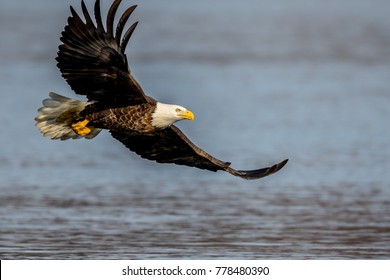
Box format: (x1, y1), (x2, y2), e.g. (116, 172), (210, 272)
(82, 102), (157, 134)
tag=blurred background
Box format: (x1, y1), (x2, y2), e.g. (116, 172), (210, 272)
(0, 0), (389, 259)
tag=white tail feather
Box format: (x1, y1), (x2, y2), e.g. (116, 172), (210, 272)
(35, 92), (102, 140)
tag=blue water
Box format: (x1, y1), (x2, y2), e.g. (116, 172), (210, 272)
(0, 0), (389, 259)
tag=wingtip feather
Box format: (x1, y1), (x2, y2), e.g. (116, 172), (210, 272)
(94, 0), (104, 32)
(121, 21), (138, 52)
(107, 0), (122, 36)
(226, 158), (289, 180)
(116, 5), (138, 47)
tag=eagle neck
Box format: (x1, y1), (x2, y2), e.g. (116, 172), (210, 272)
(151, 102), (178, 129)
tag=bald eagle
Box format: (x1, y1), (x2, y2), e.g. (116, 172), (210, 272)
(35, 0), (288, 180)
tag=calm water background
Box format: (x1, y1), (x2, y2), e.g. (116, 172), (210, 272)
(1, 0), (389, 259)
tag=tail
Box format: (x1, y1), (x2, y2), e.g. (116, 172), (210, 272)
(35, 92), (102, 140)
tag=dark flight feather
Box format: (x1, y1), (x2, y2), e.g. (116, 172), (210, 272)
(81, 0), (95, 29)
(111, 126), (288, 180)
(116, 5), (138, 46)
(106, 0), (122, 37)
(121, 22), (138, 53)
(57, 0), (147, 105)
(94, 0), (104, 33)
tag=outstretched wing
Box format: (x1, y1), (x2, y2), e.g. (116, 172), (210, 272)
(57, 0), (148, 105)
(111, 126), (288, 180)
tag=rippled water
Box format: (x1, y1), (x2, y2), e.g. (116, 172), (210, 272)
(1, 0), (389, 259)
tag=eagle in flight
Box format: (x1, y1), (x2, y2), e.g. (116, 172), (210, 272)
(35, 0), (288, 180)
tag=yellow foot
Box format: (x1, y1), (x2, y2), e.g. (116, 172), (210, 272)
(71, 119), (93, 136)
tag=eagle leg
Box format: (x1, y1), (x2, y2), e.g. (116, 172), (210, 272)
(71, 119), (93, 136)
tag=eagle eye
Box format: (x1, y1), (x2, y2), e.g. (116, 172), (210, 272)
(175, 108), (181, 113)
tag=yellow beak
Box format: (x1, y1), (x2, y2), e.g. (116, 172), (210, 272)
(178, 110), (195, 121)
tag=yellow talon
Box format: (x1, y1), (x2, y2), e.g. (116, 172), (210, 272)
(71, 119), (93, 136)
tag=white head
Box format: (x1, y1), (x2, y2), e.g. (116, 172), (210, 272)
(151, 102), (195, 129)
